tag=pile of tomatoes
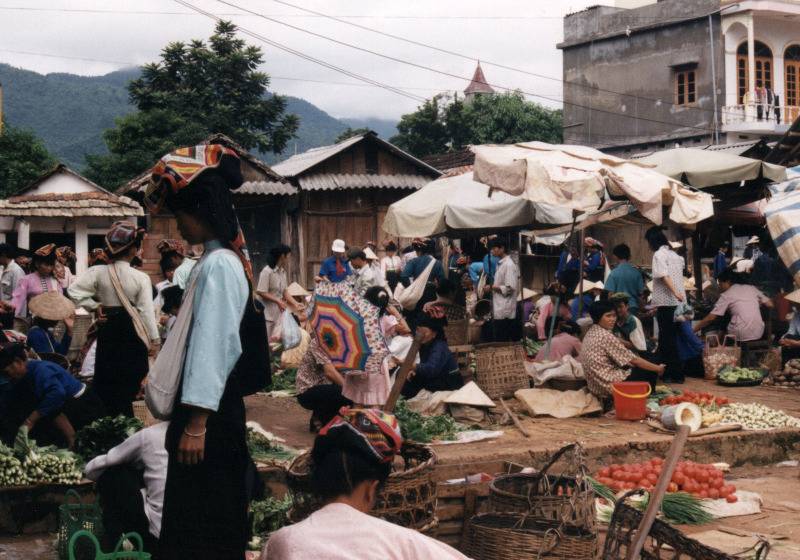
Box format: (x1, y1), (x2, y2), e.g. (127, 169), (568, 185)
(594, 458), (738, 502)
(659, 391), (730, 408)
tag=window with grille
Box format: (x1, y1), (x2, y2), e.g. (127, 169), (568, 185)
(675, 70), (696, 106)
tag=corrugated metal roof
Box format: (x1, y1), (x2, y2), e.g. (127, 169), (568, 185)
(272, 135), (363, 177)
(238, 181), (298, 196)
(298, 173), (430, 191)
(630, 140), (770, 160)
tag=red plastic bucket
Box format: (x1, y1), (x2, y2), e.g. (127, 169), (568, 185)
(612, 381), (652, 421)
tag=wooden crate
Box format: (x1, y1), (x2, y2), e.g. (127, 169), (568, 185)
(433, 480), (491, 549)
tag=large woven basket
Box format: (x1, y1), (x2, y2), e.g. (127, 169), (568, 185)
(603, 490), (742, 560)
(474, 342), (528, 399)
(465, 513), (597, 560)
(287, 441), (437, 530)
(489, 443), (596, 531)
(444, 318), (469, 346)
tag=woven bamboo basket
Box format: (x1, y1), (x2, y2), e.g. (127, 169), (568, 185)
(489, 443), (596, 531)
(464, 514), (597, 560)
(444, 318), (469, 346)
(602, 490), (741, 560)
(287, 441), (437, 530)
(473, 342), (528, 399)
(131, 401), (157, 427)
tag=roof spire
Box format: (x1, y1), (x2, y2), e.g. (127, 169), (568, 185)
(464, 61), (495, 99)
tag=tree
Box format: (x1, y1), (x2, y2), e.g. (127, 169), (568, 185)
(85, 20), (299, 188)
(0, 123), (57, 197)
(390, 92), (562, 158)
(334, 127), (372, 144)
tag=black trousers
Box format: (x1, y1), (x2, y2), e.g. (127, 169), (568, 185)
(492, 318), (518, 343)
(656, 306), (683, 382)
(160, 376), (248, 560)
(625, 368), (659, 392)
(296, 384), (351, 427)
(96, 464), (159, 557)
(94, 309), (149, 417)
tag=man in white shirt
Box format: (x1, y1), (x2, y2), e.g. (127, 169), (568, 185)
(489, 239), (519, 342)
(0, 244), (24, 329)
(84, 422), (168, 553)
(349, 249), (378, 295)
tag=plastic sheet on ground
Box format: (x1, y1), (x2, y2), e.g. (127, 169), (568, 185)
(434, 430), (504, 445)
(515, 387), (602, 419)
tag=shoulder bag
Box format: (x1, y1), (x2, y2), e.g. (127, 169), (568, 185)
(106, 264), (151, 351)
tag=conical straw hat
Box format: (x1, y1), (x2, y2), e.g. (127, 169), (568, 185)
(444, 381), (496, 408)
(286, 282), (311, 298)
(29, 292), (75, 321)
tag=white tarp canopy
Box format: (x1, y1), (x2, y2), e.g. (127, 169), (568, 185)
(471, 142), (714, 226)
(638, 147), (787, 188)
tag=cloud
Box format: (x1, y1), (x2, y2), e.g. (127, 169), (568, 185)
(0, 0), (596, 120)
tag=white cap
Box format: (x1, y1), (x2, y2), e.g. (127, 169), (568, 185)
(331, 239), (346, 253)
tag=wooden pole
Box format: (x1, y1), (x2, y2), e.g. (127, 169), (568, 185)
(578, 229), (586, 316)
(383, 332), (423, 413)
(626, 425), (690, 560)
(692, 229), (703, 302)
(500, 398), (531, 438)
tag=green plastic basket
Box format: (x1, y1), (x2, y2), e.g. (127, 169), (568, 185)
(58, 489), (104, 560)
(68, 530), (151, 560)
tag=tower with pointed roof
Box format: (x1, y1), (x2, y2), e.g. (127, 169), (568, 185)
(464, 62), (495, 103)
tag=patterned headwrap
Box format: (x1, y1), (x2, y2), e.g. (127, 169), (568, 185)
(34, 244), (56, 257)
(156, 239), (185, 257)
(105, 221), (146, 256)
(56, 246), (75, 264)
(318, 407), (402, 464)
(89, 248), (110, 266)
(148, 144), (253, 285)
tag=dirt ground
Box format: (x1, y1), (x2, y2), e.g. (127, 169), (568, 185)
(4, 378), (800, 558)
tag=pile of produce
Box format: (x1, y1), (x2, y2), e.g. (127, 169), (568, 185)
(0, 443), (29, 487)
(720, 402), (800, 430)
(659, 391), (729, 408)
(717, 366), (765, 385)
(523, 338), (543, 359)
(74, 415), (143, 462)
(764, 358), (800, 387)
(394, 398), (463, 443)
(593, 458), (739, 503)
(7, 429), (83, 486)
(247, 496), (292, 551)
(267, 367), (297, 393)
(246, 428), (297, 463)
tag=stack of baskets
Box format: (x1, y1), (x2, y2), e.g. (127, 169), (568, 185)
(473, 342), (529, 399)
(464, 443), (598, 560)
(602, 490), (740, 560)
(287, 441), (438, 533)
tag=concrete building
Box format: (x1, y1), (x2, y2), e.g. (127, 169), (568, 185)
(559, 0), (800, 155)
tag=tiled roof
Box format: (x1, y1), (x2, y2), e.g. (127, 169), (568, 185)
(464, 63), (495, 95)
(298, 173), (430, 191)
(0, 191), (143, 217)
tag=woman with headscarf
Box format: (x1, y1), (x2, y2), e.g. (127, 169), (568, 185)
(146, 143), (268, 559)
(55, 246), (76, 289)
(10, 244), (63, 328)
(68, 222), (160, 417)
(401, 314), (462, 399)
(262, 407), (469, 560)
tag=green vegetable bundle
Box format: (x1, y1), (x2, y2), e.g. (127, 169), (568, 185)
(12, 429), (82, 486)
(74, 415), (144, 462)
(246, 428), (297, 463)
(717, 366), (765, 384)
(267, 367), (297, 393)
(590, 478), (712, 525)
(0, 443), (29, 487)
(394, 399), (462, 443)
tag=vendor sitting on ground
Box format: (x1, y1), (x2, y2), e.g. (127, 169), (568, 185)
(693, 269), (773, 342)
(0, 342), (105, 448)
(295, 336), (352, 431)
(534, 318), (581, 362)
(579, 301), (665, 400)
(401, 314), (463, 399)
(262, 408), (469, 560)
(84, 421), (168, 554)
(779, 288), (800, 366)
(610, 292), (647, 353)
(26, 293), (75, 357)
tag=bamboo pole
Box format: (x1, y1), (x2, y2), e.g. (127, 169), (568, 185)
(383, 332), (424, 413)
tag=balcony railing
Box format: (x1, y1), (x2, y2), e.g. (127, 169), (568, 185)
(722, 103), (800, 127)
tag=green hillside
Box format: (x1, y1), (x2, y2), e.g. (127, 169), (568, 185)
(0, 63), (395, 171)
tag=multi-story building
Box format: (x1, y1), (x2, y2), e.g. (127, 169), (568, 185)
(558, 0), (800, 155)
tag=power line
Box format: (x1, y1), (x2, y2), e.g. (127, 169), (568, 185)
(265, 0), (732, 120)
(215, 0), (714, 134)
(172, 0), (425, 103)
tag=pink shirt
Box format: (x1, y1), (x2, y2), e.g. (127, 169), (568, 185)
(710, 284), (769, 342)
(263, 503), (470, 560)
(535, 332), (582, 362)
(11, 273), (62, 318)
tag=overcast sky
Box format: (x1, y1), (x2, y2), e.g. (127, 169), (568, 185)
(0, 0), (599, 120)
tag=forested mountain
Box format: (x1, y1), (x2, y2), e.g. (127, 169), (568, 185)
(0, 63), (395, 170)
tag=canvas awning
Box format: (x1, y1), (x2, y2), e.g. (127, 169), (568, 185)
(766, 173), (800, 284)
(637, 148), (786, 188)
(471, 142), (713, 226)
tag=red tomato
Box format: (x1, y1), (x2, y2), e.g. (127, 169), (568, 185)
(625, 482), (636, 490)
(711, 478), (723, 489)
(651, 457), (663, 465)
(697, 471), (709, 483)
(648, 473), (658, 484)
(726, 494), (738, 503)
(612, 470), (623, 481)
(709, 489), (720, 499)
(667, 482), (678, 492)
(699, 490), (709, 499)
(639, 479), (650, 488)
(599, 467), (611, 478)
(728, 484), (737, 494)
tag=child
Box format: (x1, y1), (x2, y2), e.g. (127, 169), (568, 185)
(0, 343), (105, 448)
(159, 285), (184, 340)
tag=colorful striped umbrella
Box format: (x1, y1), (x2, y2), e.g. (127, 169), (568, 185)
(310, 279), (387, 374)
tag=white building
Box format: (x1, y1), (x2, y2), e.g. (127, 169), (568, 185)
(0, 165), (143, 274)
